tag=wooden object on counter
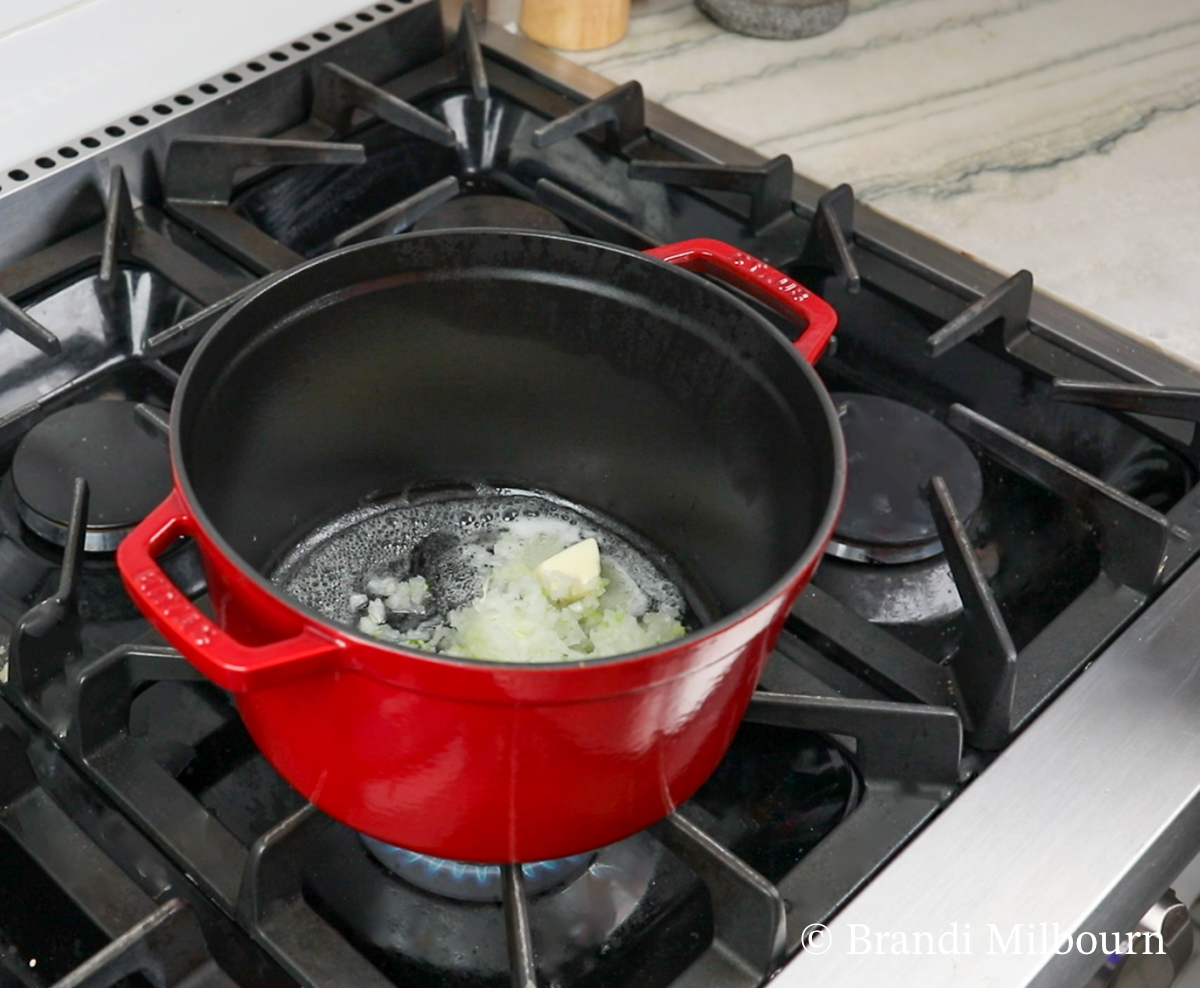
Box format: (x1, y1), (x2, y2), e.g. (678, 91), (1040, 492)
(519, 0), (630, 51)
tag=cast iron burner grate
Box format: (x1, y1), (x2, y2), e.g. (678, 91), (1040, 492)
(0, 697), (291, 988)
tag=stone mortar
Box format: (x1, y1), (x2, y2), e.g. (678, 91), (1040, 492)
(695, 0), (847, 39)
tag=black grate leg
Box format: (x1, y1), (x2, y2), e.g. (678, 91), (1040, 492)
(454, 2), (489, 102)
(98, 166), (135, 297)
(0, 290), (60, 356)
(808, 183), (859, 293)
(532, 80), (645, 154)
(925, 270), (1033, 358)
(7, 477), (87, 711)
(333, 176), (461, 247)
(164, 136), (366, 275)
(628, 154), (792, 233)
(746, 691), (962, 784)
(948, 403), (1172, 592)
(501, 865), (538, 988)
(1053, 378), (1200, 469)
(651, 811), (787, 979)
(50, 899), (213, 988)
(534, 179), (661, 248)
(927, 475), (1017, 748)
(313, 63), (457, 146)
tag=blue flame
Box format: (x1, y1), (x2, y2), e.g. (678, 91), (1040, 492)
(360, 834), (596, 901)
(390, 847), (588, 886)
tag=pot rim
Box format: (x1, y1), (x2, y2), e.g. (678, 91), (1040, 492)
(169, 229), (847, 674)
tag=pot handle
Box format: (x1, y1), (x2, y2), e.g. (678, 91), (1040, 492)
(117, 489), (343, 693)
(644, 238), (837, 364)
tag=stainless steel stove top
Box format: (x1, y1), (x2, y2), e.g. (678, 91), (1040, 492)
(1, 3), (1199, 987)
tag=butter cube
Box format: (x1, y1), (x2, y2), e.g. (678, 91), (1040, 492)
(535, 538), (602, 602)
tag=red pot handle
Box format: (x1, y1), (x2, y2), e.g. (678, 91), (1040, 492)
(644, 238), (837, 364)
(117, 489), (343, 693)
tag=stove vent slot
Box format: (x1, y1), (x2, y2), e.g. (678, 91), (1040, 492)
(0, 0), (414, 205)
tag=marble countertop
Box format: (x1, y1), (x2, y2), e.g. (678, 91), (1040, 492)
(492, 0), (1200, 368)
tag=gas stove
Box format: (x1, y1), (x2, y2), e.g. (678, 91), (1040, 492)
(1, 3), (1200, 987)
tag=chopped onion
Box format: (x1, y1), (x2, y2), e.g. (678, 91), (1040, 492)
(386, 576), (428, 614)
(353, 531), (685, 663)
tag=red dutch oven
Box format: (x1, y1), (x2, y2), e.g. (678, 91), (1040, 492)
(117, 231), (846, 863)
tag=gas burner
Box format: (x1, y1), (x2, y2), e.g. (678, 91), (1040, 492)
(826, 393), (982, 565)
(811, 394), (988, 659)
(813, 552), (966, 624)
(410, 193), (570, 233)
(306, 827), (710, 988)
(359, 836), (594, 902)
(12, 401), (171, 552)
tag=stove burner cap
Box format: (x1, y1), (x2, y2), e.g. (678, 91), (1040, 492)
(12, 400), (172, 552)
(360, 835), (594, 902)
(411, 194), (570, 233)
(827, 393), (983, 564)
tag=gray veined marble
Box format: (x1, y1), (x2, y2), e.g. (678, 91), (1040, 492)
(492, 0), (1200, 368)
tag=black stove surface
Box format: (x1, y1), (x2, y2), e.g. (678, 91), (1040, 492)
(1, 2), (1200, 988)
